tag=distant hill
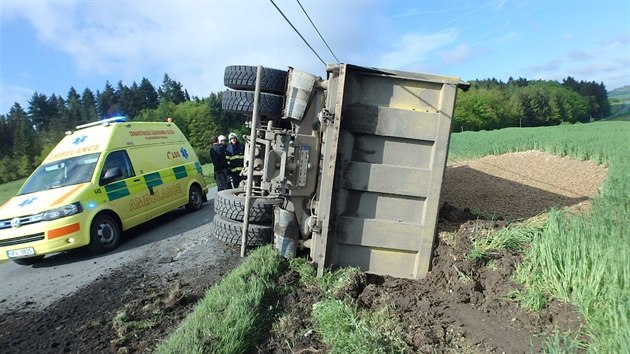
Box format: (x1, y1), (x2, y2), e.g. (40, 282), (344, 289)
(608, 85), (630, 100)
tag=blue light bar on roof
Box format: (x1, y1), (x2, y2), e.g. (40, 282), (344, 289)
(76, 116), (127, 130)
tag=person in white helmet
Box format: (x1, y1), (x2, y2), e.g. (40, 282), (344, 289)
(226, 132), (245, 188)
(209, 135), (229, 191)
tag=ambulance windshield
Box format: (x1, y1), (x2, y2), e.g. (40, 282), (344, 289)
(19, 153), (101, 195)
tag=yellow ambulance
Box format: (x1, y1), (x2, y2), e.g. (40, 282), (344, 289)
(0, 117), (207, 265)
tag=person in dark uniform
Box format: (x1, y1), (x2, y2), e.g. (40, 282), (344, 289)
(226, 132), (245, 189)
(209, 135), (229, 191)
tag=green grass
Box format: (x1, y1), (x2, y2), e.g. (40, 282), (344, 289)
(0, 178), (25, 206)
(312, 299), (409, 354)
(201, 163), (217, 187)
(154, 245), (285, 354)
(449, 121), (630, 353)
(467, 221), (541, 261)
(291, 259), (410, 353)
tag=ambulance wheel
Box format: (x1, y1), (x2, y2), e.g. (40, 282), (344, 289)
(222, 90), (284, 117)
(214, 188), (282, 222)
(12, 255), (45, 266)
(224, 65), (288, 94)
(88, 213), (121, 254)
(212, 214), (272, 246)
(186, 184), (204, 212)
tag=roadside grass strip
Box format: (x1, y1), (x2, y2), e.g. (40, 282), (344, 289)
(449, 121), (630, 353)
(154, 245), (285, 354)
(0, 177), (26, 206)
(289, 258), (410, 353)
(312, 299), (409, 354)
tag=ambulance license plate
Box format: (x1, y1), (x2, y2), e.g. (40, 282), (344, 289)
(6, 247), (35, 258)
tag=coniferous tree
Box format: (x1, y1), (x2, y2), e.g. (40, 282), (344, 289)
(48, 94), (68, 138)
(138, 77), (159, 110)
(0, 115), (8, 159)
(28, 92), (54, 132)
(158, 74), (187, 104)
(81, 88), (99, 122)
(67, 87), (83, 127)
(7, 103), (39, 177)
(98, 82), (119, 118)
(116, 81), (136, 118)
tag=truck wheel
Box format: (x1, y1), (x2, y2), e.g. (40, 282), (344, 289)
(214, 188), (282, 222)
(222, 90), (284, 117)
(212, 214), (272, 246)
(88, 213), (121, 254)
(185, 184), (204, 212)
(12, 255), (45, 266)
(224, 65), (288, 95)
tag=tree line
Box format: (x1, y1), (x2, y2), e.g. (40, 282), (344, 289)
(0, 73), (611, 184)
(453, 76), (610, 131)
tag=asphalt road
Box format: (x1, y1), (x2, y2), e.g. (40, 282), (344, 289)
(0, 187), (222, 312)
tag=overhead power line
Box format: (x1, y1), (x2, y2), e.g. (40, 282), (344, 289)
(269, 0), (327, 67)
(296, 0), (340, 64)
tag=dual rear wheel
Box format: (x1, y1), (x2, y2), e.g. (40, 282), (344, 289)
(221, 65), (288, 117)
(211, 188), (282, 246)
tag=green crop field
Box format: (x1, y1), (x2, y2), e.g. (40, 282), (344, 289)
(448, 121), (629, 352)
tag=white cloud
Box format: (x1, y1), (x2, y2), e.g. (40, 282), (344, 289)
(379, 29), (459, 70)
(440, 44), (471, 64)
(2, 1), (369, 100)
(0, 84), (34, 113)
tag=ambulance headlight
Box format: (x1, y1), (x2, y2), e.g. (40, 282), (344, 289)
(41, 202), (83, 221)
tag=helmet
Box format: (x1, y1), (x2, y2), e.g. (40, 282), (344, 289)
(218, 135), (227, 142)
(228, 132), (238, 140)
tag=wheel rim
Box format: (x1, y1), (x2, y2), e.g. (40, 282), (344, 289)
(191, 189), (202, 207)
(97, 220), (117, 246)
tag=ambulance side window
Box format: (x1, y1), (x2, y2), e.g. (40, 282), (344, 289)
(100, 150), (134, 185)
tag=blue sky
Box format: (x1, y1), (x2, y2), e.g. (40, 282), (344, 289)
(1, 0), (628, 115)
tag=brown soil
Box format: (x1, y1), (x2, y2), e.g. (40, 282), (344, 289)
(0, 151), (607, 353)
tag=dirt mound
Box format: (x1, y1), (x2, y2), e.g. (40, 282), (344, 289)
(255, 151), (603, 353)
(255, 215), (583, 353)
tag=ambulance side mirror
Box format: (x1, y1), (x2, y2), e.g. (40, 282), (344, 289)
(100, 167), (123, 185)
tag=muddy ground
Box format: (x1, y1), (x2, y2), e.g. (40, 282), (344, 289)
(0, 151), (607, 353)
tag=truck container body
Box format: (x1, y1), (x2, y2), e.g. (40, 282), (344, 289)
(309, 65), (462, 279)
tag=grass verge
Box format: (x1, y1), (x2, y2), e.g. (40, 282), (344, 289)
(0, 178), (26, 206)
(154, 245), (285, 354)
(289, 258), (410, 353)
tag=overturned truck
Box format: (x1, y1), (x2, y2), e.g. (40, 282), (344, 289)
(213, 64), (468, 279)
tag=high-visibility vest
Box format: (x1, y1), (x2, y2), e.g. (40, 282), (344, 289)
(226, 142), (244, 173)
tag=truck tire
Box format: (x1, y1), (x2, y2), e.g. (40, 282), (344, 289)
(224, 65), (288, 95)
(222, 90), (284, 117)
(214, 188), (282, 222)
(212, 214), (272, 246)
(88, 213), (121, 254)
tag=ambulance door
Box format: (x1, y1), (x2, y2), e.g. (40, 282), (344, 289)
(99, 150), (150, 229)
